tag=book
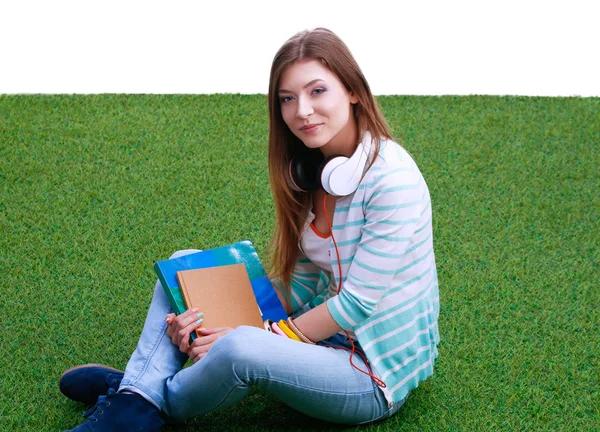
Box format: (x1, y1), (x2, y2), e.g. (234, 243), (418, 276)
(176, 264), (265, 334)
(154, 240), (288, 325)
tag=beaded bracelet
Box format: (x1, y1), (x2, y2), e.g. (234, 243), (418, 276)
(286, 317), (316, 345)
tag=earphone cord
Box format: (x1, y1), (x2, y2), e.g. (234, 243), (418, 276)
(323, 195), (387, 388)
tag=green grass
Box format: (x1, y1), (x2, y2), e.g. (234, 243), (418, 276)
(0, 94), (598, 431)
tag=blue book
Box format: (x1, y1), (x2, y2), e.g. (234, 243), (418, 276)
(154, 240), (288, 324)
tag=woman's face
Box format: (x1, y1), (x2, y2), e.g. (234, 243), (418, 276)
(278, 59), (358, 157)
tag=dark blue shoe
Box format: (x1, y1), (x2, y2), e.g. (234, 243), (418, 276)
(65, 388), (164, 431)
(60, 364), (124, 406)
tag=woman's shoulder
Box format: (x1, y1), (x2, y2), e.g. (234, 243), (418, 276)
(363, 137), (423, 189)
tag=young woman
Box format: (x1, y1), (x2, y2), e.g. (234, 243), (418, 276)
(60, 28), (440, 431)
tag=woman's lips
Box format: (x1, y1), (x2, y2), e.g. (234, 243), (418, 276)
(300, 123), (322, 133)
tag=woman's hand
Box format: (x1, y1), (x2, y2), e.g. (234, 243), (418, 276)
(165, 309), (204, 354)
(187, 327), (234, 363)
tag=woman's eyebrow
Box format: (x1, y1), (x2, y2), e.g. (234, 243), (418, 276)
(278, 79), (325, 94)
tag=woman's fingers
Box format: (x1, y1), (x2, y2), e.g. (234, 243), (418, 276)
(196, 327), (232, 336)
(188, 338), (213, 362)
(189, 333), (214, 346)
(177, 319), (205, 353)
(191, 350), (207, 363)
(166, 309), (204, 349)
(191, 328), (229, 346)
(187, 327), (235, 362)
(165, 313), (176, 337)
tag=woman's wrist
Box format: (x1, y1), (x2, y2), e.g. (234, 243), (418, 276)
(286, 318), (316, 344)
(276, 320), (303, 342)
(264, 316), (317, 345)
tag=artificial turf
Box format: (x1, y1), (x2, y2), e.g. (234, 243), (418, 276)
(0, 94), (598, 431)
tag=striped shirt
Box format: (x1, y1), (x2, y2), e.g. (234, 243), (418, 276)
(276, 132), (440, 405)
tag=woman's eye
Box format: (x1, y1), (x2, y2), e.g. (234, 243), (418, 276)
(280, 96), (293, 103)
(313, 88), (325, 95)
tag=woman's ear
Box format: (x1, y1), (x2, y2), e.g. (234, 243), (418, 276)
(349, 91), (359, 104)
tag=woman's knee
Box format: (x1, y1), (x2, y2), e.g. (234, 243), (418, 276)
(209, 326), (272, 367)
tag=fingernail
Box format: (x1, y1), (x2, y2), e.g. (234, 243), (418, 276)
(196, 318), (203, 325)
(196, 312), (204, 318)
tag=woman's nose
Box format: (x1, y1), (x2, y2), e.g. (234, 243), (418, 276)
(296, 96), (314, 118)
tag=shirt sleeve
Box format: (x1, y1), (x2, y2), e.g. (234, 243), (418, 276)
(327, 168), (427, 329)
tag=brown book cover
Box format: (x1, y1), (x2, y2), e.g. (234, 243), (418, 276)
(176, 264), (264, 336)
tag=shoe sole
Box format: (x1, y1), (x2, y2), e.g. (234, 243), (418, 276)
(60, 363), (124, 380)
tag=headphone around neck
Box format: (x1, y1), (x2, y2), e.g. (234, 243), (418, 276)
(287, 134), (372, 196)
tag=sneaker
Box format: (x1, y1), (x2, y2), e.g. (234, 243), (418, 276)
(66, 388), (164, 431)
(60, 364), (124, 406)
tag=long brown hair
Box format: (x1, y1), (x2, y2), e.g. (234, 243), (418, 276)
(267, 28), (393, 290)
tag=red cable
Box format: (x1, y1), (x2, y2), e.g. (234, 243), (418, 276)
(322, 194), (386, 388)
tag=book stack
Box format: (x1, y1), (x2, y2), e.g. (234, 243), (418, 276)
(154, 240), (288, 338)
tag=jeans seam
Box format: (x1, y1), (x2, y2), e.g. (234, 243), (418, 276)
(132, 320), (168, 387)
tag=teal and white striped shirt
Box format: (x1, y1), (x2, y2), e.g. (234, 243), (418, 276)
(281, 132), (440, 405)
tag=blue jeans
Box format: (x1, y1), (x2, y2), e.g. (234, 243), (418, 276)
(119, 250), (404, 425)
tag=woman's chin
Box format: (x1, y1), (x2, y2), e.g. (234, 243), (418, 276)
(299, 136), (329, 150)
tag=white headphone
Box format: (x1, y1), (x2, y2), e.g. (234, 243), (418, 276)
(288, 132), (372, 196)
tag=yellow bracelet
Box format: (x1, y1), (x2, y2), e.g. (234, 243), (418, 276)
(286, 317), (316, 345)
(277, 320), (302, 342)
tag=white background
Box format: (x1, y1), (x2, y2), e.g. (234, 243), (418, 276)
(1, 0), (599, 96)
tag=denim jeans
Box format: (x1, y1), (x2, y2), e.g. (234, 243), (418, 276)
(119, 250), (404, 425)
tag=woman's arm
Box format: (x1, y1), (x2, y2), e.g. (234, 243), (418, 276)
(291, 302), (342, 342)
(273, 283), (293, 315)
(271, 253), (323, 314)
(326, 168), (427, 330)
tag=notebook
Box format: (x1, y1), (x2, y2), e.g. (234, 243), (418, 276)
(176, 264), (265, 334)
